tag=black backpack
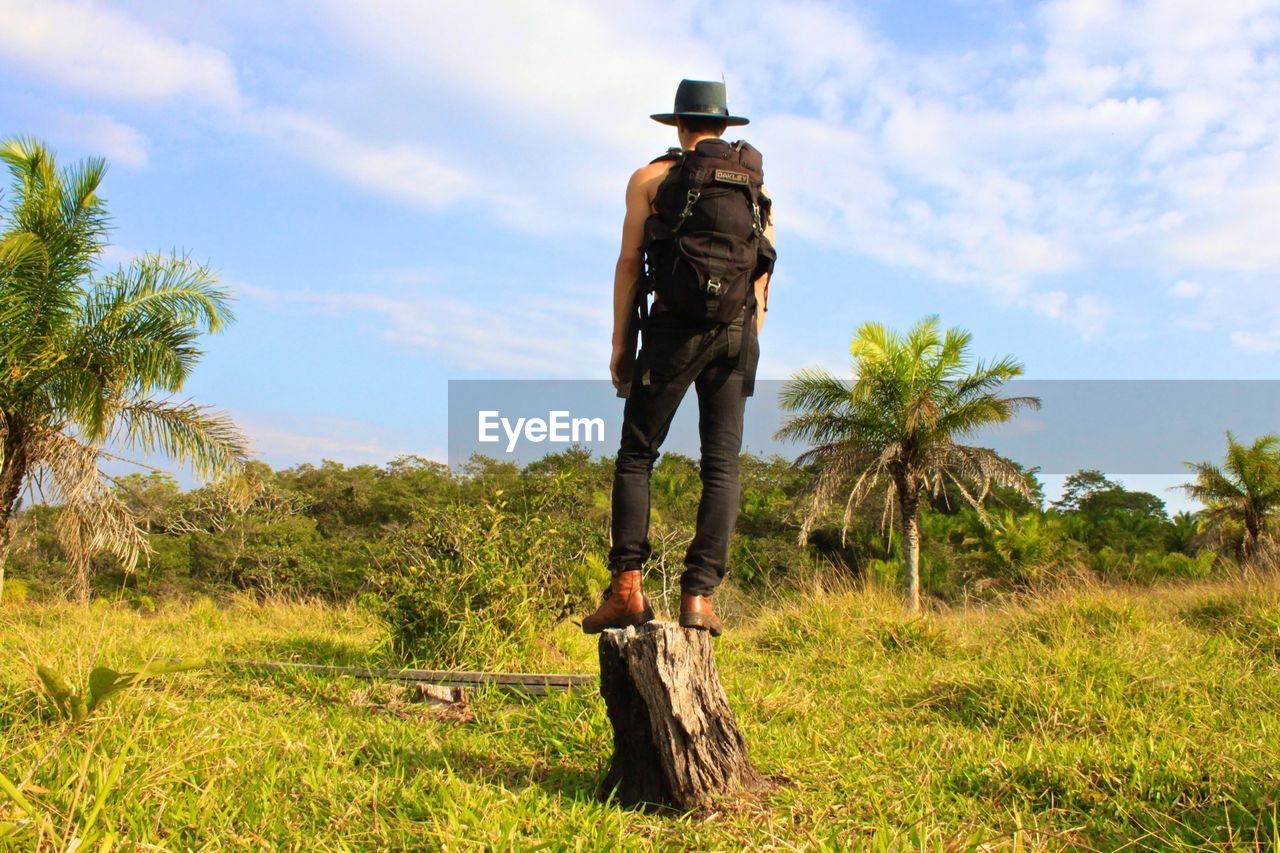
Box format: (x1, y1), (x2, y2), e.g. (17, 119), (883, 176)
(642, 139), (776, 324)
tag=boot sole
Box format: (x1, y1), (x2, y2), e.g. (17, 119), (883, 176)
(581, 607), (656, 635)
(679, 612), (723, 637)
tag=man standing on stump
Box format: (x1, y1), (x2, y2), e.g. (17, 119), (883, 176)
(582, 79), (776, 638)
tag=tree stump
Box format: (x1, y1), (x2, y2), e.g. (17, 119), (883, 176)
(597, 621), (765, 810)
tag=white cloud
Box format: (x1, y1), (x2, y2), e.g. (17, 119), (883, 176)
(236, 279), (610, 378)
(50, 112), (148, 167)
(1230, 330), (1280, 353)
(1167, 273), (1280, 346)
(302, 0), (706, 233)
(4, 0), (631, 235)
(314, 0), (698, 154)
(1026, 290), (1109, 340)
(727, 0), (1280, 343)
(7, 0), (1280, 348)
(247, 425), (407, 461)
(250, 108), (474, 209)
(0, 0), (241, 107)
(234, 412), (440, 466)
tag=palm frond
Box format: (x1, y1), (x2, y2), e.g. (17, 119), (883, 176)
(85, 253), (234, 334)
(28, 430), (148, 574)
(0, 229), (44, 274)
(776, 369), (851, 415)
(59, 156), (107, 231)
(115, 398), (248, 481)
(933, 393), (1040, 439)
(0, 136), (45, 183)
(774, 409), (859, 448)
(849, 320), (894, 367)
(1183, 461), (1243, 504)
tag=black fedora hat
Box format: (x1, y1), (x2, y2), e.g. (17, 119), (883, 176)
(651, 79), (749, 126)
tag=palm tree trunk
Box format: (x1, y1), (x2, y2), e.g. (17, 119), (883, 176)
(1243, 510), (1262, 563)
(897, 482), (922, 613)
(0, 524), (11, 605)
(903, 510), (921, 612)
(72, 553), (90, 605)
(0, 427), (29, 605)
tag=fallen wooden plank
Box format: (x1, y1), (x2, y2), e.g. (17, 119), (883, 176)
(219, 659), (597, 695)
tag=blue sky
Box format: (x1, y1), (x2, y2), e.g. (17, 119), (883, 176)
(2, 0), (1278, 509)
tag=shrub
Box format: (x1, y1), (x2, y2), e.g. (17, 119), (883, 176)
(1, 577), (29, 605)
(1087, 547), (1217, 583)
(729, 534), (813, 589)
(368, 494), (605, 668)
(867, 557), (904, 591)
(1127, 550), (1216, 583)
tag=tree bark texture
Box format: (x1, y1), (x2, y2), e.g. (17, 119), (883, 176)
(0, 424), (29, 605)
(902, 504), (921, 614)
(597, 621), (765, 810)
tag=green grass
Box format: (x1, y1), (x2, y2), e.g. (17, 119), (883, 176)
(3, 578), (1280, 849)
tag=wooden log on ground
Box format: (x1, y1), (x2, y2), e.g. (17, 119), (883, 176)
(598, 621), (765, 810)
(217, 660), (595, 696)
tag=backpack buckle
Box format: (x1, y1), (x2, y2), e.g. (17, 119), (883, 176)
(705, 278), (723, 295)
(679, 189), (700, 220)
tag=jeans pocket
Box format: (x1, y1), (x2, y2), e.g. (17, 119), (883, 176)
(725, 319), (743, 359)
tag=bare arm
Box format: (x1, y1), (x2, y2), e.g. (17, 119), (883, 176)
(753, 194), (775, 334)
(610, 168), (653, 387)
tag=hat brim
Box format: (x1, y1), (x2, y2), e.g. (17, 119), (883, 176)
(651, 111), (749, 126)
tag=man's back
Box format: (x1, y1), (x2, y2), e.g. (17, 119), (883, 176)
(583, 78), (773, 639)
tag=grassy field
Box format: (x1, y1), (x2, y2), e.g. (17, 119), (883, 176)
(2, 577), (1279, 850)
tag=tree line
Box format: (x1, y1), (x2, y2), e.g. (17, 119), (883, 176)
(3, 137), (1278, 653)
(4, 446), (1272, 605)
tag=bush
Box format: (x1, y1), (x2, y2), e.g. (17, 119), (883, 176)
(867, 557), (904, 591)
(1091, 547), (1216, 583)
(368, 494), (605, 668)
(1, 577), (28, 605)
(1127, 550), (1217, 583)
(730, 534), (814, 589)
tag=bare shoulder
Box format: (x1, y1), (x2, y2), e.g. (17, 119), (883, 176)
(629, 160), (676, 204)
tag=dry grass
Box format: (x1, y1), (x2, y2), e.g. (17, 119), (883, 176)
(2, 577), (1279, 849)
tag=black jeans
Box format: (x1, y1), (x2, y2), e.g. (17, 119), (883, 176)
(608, 309), (757, 596)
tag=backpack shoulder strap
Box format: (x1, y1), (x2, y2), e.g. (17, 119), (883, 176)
(649, 147), (684, 165)
(730, 140), (767, 235)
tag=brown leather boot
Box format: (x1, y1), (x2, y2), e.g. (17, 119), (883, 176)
(679, 592), (723, 637)
(581, 569), (655, 634)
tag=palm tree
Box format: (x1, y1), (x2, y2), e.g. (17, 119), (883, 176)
(0, 136), (247, 603)
(776, 316), (1040, 611)
(1183, 432), (1280, 561)
(1165, 510), (1200, 555)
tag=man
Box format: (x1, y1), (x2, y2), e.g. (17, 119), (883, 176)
(582, 79), (775, 637)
